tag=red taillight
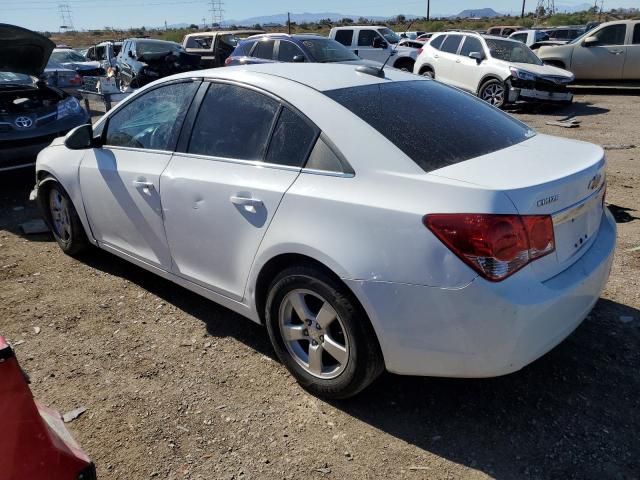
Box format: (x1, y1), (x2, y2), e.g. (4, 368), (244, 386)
(423, 214), (555, 281)
(417, 48), (424, 55)
(225, 57), (233, 66)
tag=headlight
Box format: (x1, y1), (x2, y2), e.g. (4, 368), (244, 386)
(57, 96), (82, 119)
(509, 67), (537, 82)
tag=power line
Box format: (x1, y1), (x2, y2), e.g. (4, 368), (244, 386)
(209, 0), (224, 27)
(58, 2), (74, 31)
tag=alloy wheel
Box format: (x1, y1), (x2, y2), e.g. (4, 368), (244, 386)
(481, 83), (505, 106)
(278, 289), (349, 379)
(49, 188), (72, 241)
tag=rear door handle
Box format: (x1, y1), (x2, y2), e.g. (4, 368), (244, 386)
(230, 196), (263, 213)
(456, 59), (461, 63)
(434, 54), (439, 58)
(609, 49), (623, 55)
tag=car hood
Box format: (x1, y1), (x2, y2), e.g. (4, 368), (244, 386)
(510, 62), (573, 78)
(0, 24), (55, 76)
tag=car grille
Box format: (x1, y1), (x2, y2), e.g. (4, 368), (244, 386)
(0, 131), (65, 149)
(511, 77), (570, 93)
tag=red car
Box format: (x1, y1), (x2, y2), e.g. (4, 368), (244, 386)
(0, 336), (96, 480)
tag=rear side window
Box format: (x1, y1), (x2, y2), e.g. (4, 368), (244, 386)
(430, 35), (445, 50)
(510, 33), (527, 43)
(633, 24), (640, 44)
(252, 40), (275, 59)
(235, 40), (256, 56)
(334, 30), (354, 46)
(265, 107), (318, 167)
(324, 80), (535, 173)
(188, 83), (279, 160)
(441, 35), (462, 54)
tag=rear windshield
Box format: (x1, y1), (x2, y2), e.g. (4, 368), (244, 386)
(324, 80), (534, 172)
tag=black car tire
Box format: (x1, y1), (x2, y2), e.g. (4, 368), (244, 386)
(265, 265), (384, 399)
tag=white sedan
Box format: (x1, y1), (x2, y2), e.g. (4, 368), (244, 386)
(33, 64), (616, 398)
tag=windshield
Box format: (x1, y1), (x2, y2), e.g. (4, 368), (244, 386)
(51, 49), (87, 63)
(0, 72), (34, 85)
(568, 29), (591, 45)
(324, 80), (534, 173)
(137, 42), (183, 56)
(485, 39), (543, 65)
(301, 38), (360, 62)
(377, 28), (401, 44)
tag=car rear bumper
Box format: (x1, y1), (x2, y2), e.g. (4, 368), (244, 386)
(346, 207), (616, 377)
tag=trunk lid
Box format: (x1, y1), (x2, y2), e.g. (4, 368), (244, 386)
(429, 134), (606, 280)
(0, 24), (55, 76)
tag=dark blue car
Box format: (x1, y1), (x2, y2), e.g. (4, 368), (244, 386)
(225, 33), (380, 67)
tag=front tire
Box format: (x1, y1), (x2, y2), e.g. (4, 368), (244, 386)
(479, 78), (507, 108)
(42, 180), (88, 256)
(265, 265), (384, 399)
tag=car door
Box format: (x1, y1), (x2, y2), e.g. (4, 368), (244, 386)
(623, 23), (640, 80)
(356, 29), (389, 63)
(161, 82), (319, 300)
(79, 80), (200, 269)
(434, 34), (463, 83)
(119, 41), (136, 83)
(571, 23), (627, 80)
(449, 36), (487, 92)
(248, 39), (277, 64)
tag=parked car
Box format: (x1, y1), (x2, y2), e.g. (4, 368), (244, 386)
(85, 40), (123, 70)
(33, 63), (614, 398)
(414, 32), (574, 107)
(227, 34), (383, 67)
(330, 26), (419, 71)
(0, 24), (89, 172)
(398, 30), (426, 40)
(398, 38), (425, 49)
(416, 33), (434, 41)
(1, 336), (96, 479)
(50, 48), (105, 77)
(183, 29), (264, 68)
(537, 20), (640, 81)
(509, 29), (550, 47)
(43, 60), (83, 96)
(115, 38), (200, 92)
(486, 25), (525, 37)
(543, 26), (585, 43)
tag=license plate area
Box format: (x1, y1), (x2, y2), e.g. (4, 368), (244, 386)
(552, 187), (604, 264)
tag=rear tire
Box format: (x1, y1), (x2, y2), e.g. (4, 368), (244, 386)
(479, 78), (507, 108)
(420, 68), (435, 79)
(394, 58), (415, 72)
(41, 180), (88, 257)
(265, 265), (384, 399)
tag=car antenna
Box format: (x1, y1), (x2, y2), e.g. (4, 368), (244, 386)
(356, 20), (415, 78)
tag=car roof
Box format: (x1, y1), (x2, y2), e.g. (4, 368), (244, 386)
(244, 33), (327, 41)
(185, 30), (265, 37)
(171, 63), (418, 92)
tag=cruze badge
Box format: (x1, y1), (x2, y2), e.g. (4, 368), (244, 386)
(537, 194), (559, 207)
(15, 116), (33, 128)
(588, 173), (602, 191)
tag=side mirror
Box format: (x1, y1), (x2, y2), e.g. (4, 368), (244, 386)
(372, 37), (387, 49)
(128, 50), (135, 58)
(292, 55), (305, 63)
(583, 36), (599, 47)
(469, 51), (484, 63)
(64, 124), (99, 150)
(354, 49), (359, 56)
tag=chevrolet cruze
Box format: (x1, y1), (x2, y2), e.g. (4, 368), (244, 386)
(33, 63), (616, 398)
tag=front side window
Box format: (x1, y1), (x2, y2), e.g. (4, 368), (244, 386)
(253, 40), (275, 59)
(358, 30), (378, 47)
(591, 24), (627, 45)
(441, 35), (462, 54)
(634, 24), (640, 44)
(265, 107), (318, 167)
(334, 30), (354, 46)
(324, 80), (534, 173)
(105, 81), (198, 151)
(301, 38), (359, 62)
(377, 28), (401, 44)
(188, 83), (279, 160)
(486, 39), (542, 65)
(460, 36), (484, 56)
(278, 41), (305, 62)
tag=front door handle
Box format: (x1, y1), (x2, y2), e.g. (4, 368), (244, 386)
(456, 59), (461, 63)
(609, 49), (623, 55)
(132, 180), (154, 192)
(434, 54), (439, 58)
(230, 195), (263, 213)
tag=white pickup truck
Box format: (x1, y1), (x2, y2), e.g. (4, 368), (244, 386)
(329, 26), (419, 71)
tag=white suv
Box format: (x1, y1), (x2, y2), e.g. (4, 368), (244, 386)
(414, 32), (575, 107)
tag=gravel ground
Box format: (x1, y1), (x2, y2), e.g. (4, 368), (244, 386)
(1, 91), (639, 480)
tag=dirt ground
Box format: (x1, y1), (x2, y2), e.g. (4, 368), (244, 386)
(1, 90), (639, 480)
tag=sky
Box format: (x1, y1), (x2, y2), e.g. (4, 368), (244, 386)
(2, 0), (637, 32)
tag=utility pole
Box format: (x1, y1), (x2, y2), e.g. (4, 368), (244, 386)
(426, 0), (430, 21)
(287, 12), (291, 34)
(209, 0), (224, 28)
(521, 0), (526, 18)
(58, 3), (74, 32)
